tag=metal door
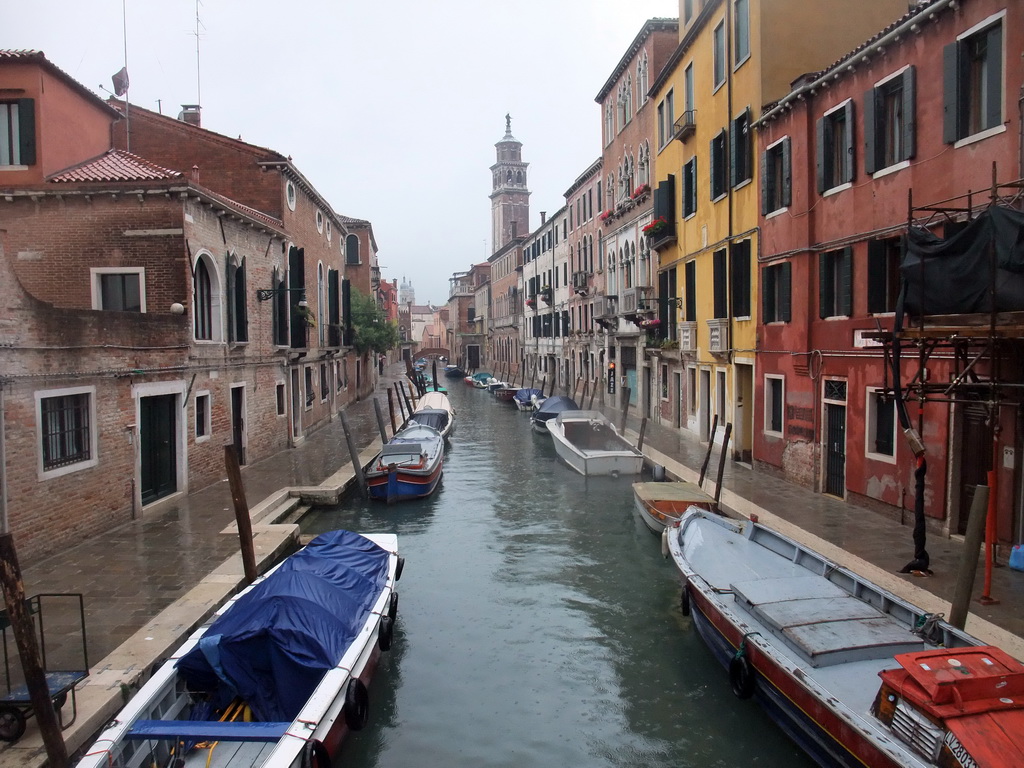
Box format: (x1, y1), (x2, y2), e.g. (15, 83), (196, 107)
(140, 394), (177, 504)
(824, 403), (846, 498)
(957, 403), (992, 535)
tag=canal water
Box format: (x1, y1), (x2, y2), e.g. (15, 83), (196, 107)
(303, 382), (814, 768)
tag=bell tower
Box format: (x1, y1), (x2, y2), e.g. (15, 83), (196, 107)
(489, 114), (531, 253)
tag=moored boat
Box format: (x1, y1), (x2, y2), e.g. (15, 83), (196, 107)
(465, 372), (493, 388)
(493, 385), (518, 402)
(408, 391), (455, 441)
(547, 410), (644, 476)
(632, 480), (717, 534)
(530, 395), (578, 433)
(76, 530), (402, 768)
(366, 423), (444, 502)
(443, 364), (466, 378)
(513, 387), (544, 411)
(666, 508), (1024, 768)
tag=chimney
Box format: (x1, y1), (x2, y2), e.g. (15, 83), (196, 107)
(178, 104), (202, 127)
(540, 211), (547, 225)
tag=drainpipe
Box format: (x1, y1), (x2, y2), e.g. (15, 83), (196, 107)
(0, 388), (7, 533)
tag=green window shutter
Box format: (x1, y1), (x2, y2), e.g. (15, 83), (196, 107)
(843, 102), (855, 184)
(760, 149), (770, 215)
(867, 240), (887, 314)
(942, 42), (959, 143)
(713, 249), (727, 318)
(863, 88), (877, 175)
(984, 24), (1002, 130)
(762, 265), (775, 322)
(840, 247), (853, 316)
(729, 118), (738, 187)
(225, 254), (236, 342)
(815, 117), (826, 193)
(818, 251), (830, 318)
(16, 99), (35, 165)
(780, 263), (792, 322)
(902, 65), (916, 160)
(709, 137), (717, 199)
(782, 138), (792, 208)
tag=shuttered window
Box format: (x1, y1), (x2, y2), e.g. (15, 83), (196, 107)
(0, 99), (35, 166)
(943, 20), (1003, 143)
(864, 67), (915, 174)
(818, 247), (853, 318)
(713, 249), (728, 319)
(816, 102), (855, 193)
(762, 263), (791, 323)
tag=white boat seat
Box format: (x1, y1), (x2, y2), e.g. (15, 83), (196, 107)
(731, 576), (924, 668)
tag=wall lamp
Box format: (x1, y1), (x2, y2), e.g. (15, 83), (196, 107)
(255, 288), (307, 306)
(638, 296), (683, 310)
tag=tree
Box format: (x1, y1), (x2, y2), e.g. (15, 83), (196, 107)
(350, 287), (399, 354)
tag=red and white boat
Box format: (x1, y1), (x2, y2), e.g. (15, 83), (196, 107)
(666, 508), (1024, 768)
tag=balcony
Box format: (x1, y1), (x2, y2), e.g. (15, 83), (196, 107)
(449, 283), (474, 298)
(673, 110), (696, 142)
(619, 286), (654, 315)
(707, 318), (729, 356)
(571, 270), (591, 293)
(678, 321), (697, 353)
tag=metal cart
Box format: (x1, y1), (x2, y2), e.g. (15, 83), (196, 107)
(0, 593), (89, 742)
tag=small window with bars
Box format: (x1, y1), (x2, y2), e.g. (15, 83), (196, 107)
(40, 391), (93, 472)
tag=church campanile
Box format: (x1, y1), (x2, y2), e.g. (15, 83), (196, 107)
(489, 114), (531, 253)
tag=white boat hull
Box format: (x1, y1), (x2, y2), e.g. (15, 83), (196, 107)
(547, 410), (644, 476)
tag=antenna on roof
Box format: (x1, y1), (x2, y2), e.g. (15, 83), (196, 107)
(194, 0), (204, 119)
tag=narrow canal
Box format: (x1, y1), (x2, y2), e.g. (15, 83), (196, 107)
(303, 381), (815, 768)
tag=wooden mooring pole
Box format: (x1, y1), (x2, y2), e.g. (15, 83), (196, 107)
(950, 484), (990, 629)
(340, 412), (368, 499)
(0, 534), (69, 768)
(387, 388), (398, 434)
(224, 443), (258, 584)
(637, 417), (648, 450)
(373, 397), (389, 443)
(619, 388), (631, 434)
(699, 415), (719, 488)
(713, 423), (733, 506)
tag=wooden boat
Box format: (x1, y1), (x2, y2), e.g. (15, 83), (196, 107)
(632, 480), (716, 534)
(513, 388), (543, 411)
(547, 410), (644, 476)
(408, 391), (455, 441)
(443, 364), (466, 378)
(77, 530), (402, 768)
(465, 372), (493, 388)
(366, 423), (444, 502)
(493, 385), (518, 402)
(666, 508), (1024, 768)
(530, 395), (578, 434)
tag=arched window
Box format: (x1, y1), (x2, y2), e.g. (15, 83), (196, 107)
(605, 103), (614, 143)
(193, 253), (222, 341)
(637, 51), (649, 106)
(345, 234), (360, 266)
(516, 170), (523, 185)
(624, 74), (633, 122)
(226, 252), (248, 343)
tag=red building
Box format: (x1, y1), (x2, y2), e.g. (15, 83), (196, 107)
(755, 0), (1022, 539)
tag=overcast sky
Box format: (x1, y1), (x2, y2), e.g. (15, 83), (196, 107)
(6, 0), (679, 306)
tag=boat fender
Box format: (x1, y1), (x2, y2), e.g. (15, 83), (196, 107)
(680, 584), (691, 617)
(653, 463), (666, 482)
(388, 592), (399, 621)
(729, 637), (758, 699)
(378, 615), (395, 651)
(301, 738), (331, 768)
(396, 556), (406, 581)
(660, 528), (670, 559)
(344, 678), (370, 731)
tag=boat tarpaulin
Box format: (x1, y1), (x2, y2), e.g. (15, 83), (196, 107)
(407, 408), (450, 433)
(176, 530), (390, 721)
(514, 388), (543, 405)
(533, 396), (578, 422)
(903, 206), (1024, 315)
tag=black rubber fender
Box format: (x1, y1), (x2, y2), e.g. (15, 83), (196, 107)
(378, 614), (395, 651)
(344, 678), (370, 731)
(395, 556), (406, 581)
(729, 652), (756, 699)
(680, 584), (691, 617)
(388, 591), (399, 621)
(300, 738), (331, 768)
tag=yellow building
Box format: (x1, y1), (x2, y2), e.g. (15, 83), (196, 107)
(648, 0), (910, 460)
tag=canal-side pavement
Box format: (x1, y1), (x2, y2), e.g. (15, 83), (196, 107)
(3, 366), (1023, 765)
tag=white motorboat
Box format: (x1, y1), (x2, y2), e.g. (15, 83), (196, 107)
(546, 410), (644, 476)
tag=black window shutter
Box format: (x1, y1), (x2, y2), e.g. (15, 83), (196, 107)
(17, 99), (35, 165)
(289, 247), (306, 349)
(328, 269), (340, 347)
(863, 88), (877, 175)
(729, 119), (738, 188)
(867, 240), (887, 314)
(902, 66), (916, 160)
(815, 117), (826, 193)
(818, 251), (830, 318)
(237, 256), (248, 341)
(709, 137), (717, 199)
(341, 277), (352, 347)
(685, 261), (697, 322)
(840, 247), (853, 316)
(274, 271), (288, 346)
(760, 150), (770, 215)
(782, 138), (792, 207)
(984, 25), (1002, 130)
(225, 253), (236, 342)
(780, 262), (792, 322)
(942, 42), (959, 143)
(843, 102), (855, 184)
(731, 242), (750, 318)
(762, 265), (775, 322)
(713, 249), (727, 318)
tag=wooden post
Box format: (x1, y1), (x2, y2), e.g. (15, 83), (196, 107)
(619, 387), (631, 433)
(0, 535), (69, 767)
(572, 377), (581, 403)
(588, 377), (598, 409)
(713, 423), (733, 506)
(387, 388), (398, 434)
(340, 412), (368, 499)
(406, 381), (418, 410)
(950, 485), (990, 629)
(432, 361), (439, 392)
(580, 377), (589, 405)
(373, 398), (389, 442)
(637, 417), (648, 450)
(393, 382), (407, 421)
(699, 415), (719, 487)
(224, 444), (258, 584)
(530, 359), (538, 389)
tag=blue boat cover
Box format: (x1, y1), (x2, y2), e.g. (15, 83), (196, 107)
(533, 395), (578, 421)
(514, 388), (543, 405)
(176, 530), (390, 722)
